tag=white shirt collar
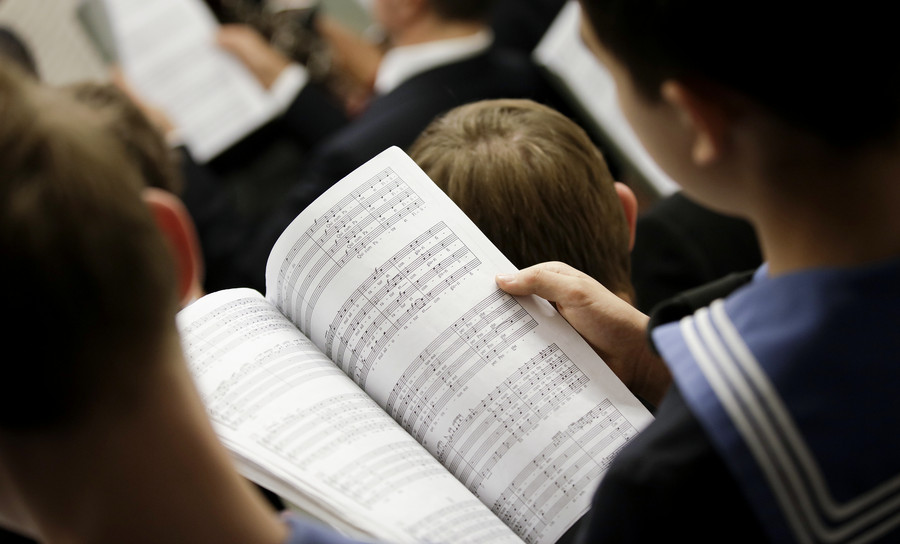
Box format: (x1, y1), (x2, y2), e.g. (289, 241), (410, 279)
(373, 29), (493, 95)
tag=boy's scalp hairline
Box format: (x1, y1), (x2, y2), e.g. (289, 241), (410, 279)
(410, 98), (632, 295)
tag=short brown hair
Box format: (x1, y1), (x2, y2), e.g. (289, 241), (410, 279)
(0, 64), (178, 429)
(410, 99), (633, 298)
(66, 82), (183, 194)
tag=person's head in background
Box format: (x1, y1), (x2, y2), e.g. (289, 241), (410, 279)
(0, 62), (280, 544)
(409, 98), (638, 302)
(0, 26), (38, 77)
(577, 0), (900, 227)
(67, 82), (183, 194)
(0, 60), (186, 429)
(66, 81), (204, 305)
(0, 55), (178, 468)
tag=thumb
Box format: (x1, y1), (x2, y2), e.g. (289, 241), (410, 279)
(495, 262), (592, 303)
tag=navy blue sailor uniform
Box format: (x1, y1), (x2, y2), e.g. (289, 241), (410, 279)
(578, 258), (900, 543)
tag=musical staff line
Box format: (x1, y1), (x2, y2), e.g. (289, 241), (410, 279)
(490, 400), (637, 544)
(323, 221), (481, 387)
(385, 290), (538, 443)
(273, 167), (426, 333)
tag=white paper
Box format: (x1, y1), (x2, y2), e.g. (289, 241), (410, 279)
(178, 289), (525, 544)
(266, 146), (655, 544)
(103, 0), (280, 162)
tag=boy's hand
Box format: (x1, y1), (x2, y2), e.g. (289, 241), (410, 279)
(496, 262), (670, 406)
(217, 25), (291, 89)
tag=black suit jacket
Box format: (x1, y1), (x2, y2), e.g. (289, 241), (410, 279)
(279, 46), (563, 184)
(490, 0), (567, 53)
(193, 46), (564, 293)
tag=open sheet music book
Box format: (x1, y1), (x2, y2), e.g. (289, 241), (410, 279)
(177, 147), (655, 544)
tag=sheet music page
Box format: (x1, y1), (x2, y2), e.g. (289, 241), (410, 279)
(101, 0), (278, 162)
(266, 147), (655, 544)
(177, 288), (524, 544)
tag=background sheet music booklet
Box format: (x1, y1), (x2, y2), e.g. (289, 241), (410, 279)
(177, 146), (655, 544)
(0, 0), (282, 163)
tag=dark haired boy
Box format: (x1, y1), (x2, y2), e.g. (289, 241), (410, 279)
(497, 1), (900, 542)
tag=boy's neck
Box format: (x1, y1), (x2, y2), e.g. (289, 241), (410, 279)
(0, 341), (286, 544)
(752, 139), (900, 276)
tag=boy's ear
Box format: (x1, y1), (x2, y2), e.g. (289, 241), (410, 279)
(614, 182), (638, 251)
(142, 188), (205, 307)
(660, 80), (733, 166)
